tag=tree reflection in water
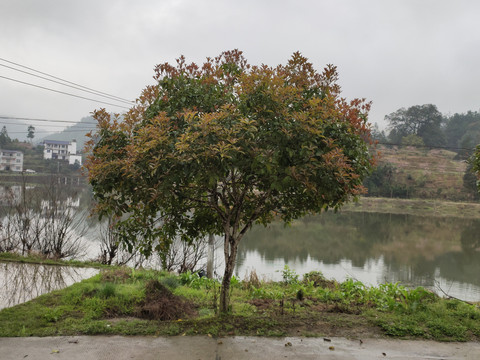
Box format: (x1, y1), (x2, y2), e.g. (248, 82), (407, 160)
(0, 262), (98, 310)
(237, 211), (480, 301)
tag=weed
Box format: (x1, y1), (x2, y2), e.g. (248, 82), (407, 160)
(267, 329), (286, 337)
(427, 319), (467, 341)
(243, 269), (261, 289)
(303, 270), (330, 288)
(83, 297), (105, 319)
(44, 307), (64, 323)
(97, 282), (116, 299)
(160, 276), (180, 290)
(281, 265), (299, 285)
(164, 323), (182, 336)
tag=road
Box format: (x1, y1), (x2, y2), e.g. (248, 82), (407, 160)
(1, 335), (479, 359)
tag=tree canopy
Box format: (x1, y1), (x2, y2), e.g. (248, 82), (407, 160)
(85, 50), (375, 312)
(27, 125), (35, 142)
(386, 104), (445, 147)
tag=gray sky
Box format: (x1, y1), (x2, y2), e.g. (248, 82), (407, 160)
(1, 0), (479, 136)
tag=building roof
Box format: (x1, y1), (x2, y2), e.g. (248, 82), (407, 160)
(43, 140), (71, 145)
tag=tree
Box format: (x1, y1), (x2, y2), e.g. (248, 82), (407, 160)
(0, 126), (11, 148)
(27, 125), (35, 143)
(463, 161), (479, 200)
(444, 111), (480, 159)
(401, 134), (425, 147)
(386, 104), (445, 147)
(470, 146), (480, 197)
(85, 50), (375, 312)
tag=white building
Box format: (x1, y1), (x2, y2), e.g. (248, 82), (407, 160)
(43, 140), (82, 165)
(0, 149), (23, 172)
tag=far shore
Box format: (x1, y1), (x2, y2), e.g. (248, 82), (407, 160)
(343, 196), (480, 219)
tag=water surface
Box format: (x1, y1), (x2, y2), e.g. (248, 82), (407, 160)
(0, 262), (98, 310)
(235, 212), (480, 302)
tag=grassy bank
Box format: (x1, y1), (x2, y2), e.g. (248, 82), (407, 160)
(1, 266), (479, 341)
(343, 196), (480, 219)
(0, 252), (107, 269)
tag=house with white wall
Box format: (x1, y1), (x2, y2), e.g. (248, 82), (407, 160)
(0, 149), (23, 172)
(43, 139), (82, 165)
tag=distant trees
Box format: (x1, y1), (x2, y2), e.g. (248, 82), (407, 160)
(382, 106), (480, 162)
(386, 104), (445, 147)
(444, 111), (480, 159)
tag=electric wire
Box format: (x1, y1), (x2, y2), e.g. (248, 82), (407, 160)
(0, 57), (134, 104)
(4, 130), (95, 134)
(0, 116), (97, 125)
(0, 63), (133, 105)
(0, 75), (130, 109)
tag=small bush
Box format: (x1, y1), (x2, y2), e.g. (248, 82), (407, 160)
(303, 271), (325, 287)
(281, 265), (299, 285)
(44, 307), (64, 323)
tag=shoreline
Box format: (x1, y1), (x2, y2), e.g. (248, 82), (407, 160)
(343, 196), (480, 219)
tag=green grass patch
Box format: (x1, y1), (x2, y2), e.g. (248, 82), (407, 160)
(1, 265), (479, 341)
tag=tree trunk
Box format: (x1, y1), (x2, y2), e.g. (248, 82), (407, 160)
(219, 234), (239, 313)
(206, 234), (215, 278)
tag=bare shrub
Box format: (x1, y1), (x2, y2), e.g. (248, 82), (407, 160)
(96, 216), (147, 267)
(160, 237), (207, 273)
(136, 279), (196, 320)
(0, 175), (87, 259)
(243, 269), (261, 289)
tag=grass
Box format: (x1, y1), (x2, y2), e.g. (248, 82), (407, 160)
(1, 266), (479, 341)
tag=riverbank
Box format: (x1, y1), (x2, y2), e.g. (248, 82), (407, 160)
(1, 266), (479, 342)
(343, 196), (480, 219)
(0, 252), (106, 269)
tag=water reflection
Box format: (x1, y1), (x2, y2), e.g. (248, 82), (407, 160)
(236, 212), (480, 301)
(0, 262), (98, 310)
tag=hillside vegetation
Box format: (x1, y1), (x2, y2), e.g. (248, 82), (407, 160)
(365, 145), (474, 202)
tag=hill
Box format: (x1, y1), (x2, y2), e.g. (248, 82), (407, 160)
(36, 116), (97, 152)
(365, 145), (473, 201)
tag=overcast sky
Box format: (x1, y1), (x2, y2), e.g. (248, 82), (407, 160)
(1, 0), (479, 137)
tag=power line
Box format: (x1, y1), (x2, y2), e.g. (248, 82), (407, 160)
(0, 63), (133, 105)
(5, 130), (95, 134)
(0, 125), (95, 131)
(0, 116), (97, 125)
(0, 75), (130, 109)
(0, 57), (134, 104)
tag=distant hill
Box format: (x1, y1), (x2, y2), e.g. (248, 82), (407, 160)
(37, 116), (97, 153)
(365, 145), (473, 201)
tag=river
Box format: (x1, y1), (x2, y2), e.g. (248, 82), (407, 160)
(235, 211), (480, 302)
(1, 183), (480, 303)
